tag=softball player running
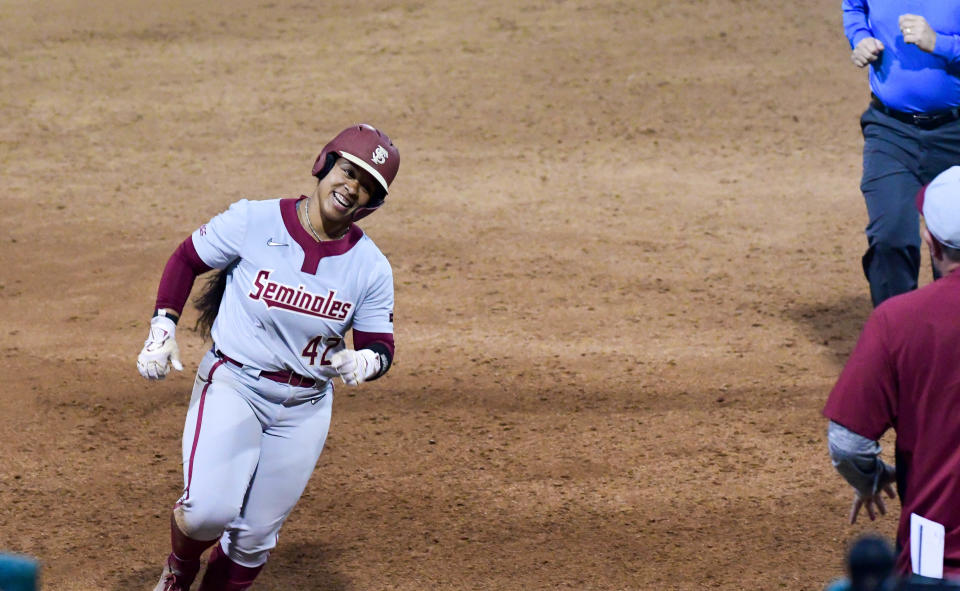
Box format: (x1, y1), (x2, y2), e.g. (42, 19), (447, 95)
(137, 124), (400, 590)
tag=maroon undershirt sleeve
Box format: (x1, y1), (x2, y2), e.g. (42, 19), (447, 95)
(155, 236), (213, 316)
(353, 331), (395, 358)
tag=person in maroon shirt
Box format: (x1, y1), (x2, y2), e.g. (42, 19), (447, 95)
(824, 165), (960, 581)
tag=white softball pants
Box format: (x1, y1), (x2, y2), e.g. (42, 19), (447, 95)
(176, 349), (333, 568)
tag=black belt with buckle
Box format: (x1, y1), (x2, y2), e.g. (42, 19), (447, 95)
(871, 94), (960, 129)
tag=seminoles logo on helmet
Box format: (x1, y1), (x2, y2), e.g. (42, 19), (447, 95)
(372, 145), (389, 165)
(311, 124), (400, 221)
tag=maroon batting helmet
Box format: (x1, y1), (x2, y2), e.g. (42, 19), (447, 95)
(312, 124), (400, 220)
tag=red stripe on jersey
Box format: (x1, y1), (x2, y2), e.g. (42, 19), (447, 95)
(184, 359), (224, 501)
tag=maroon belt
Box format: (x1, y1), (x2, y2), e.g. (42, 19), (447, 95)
(216, 350), (316, 388)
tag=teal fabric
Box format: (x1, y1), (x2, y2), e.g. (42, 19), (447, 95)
(0, 553), (39, 591)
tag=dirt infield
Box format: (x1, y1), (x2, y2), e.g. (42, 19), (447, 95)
(1, 0), (909, 589)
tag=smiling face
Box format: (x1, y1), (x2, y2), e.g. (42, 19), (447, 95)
(314, 156), (381, 225)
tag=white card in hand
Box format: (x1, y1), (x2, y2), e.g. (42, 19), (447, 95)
(911, 512), (945, 579)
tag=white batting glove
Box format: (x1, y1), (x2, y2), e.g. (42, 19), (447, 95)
(330, 348), (380, 386)
(136, 316), (184, 380)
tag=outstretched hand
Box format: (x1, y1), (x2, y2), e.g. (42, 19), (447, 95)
(850, 474), (897, 525)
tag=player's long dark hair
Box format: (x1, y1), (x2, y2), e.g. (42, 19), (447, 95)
(193, 259), (238, 342)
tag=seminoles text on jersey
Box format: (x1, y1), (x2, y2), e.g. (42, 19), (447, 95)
(249, 270), (353, 320)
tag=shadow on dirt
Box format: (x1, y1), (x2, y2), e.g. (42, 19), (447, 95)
(115, 566), (159, 591)
(115, 543), (347, 591)
(264, 542), (349, 591)
(783, 294), (872, 365)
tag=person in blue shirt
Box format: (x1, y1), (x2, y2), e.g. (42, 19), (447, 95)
(843, 1), (960, 306)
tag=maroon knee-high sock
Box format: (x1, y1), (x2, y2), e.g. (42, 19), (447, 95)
(196, 543), (264, 591)
(167, 510), (218, 586)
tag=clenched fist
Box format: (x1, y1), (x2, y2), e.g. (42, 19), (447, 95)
(330, 348), (380, 386)
(851, 37), (884, 68)
(900, 14), (937, 53)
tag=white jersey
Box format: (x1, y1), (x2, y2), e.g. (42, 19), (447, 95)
(191, 197), (394, 386)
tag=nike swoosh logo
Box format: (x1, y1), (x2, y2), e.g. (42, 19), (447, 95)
(267, 239), (288, 247)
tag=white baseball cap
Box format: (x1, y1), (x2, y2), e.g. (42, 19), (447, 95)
(917, 165), (960, 249)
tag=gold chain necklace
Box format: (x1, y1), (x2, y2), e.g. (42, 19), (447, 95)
(299, 196), (350, 242)
(299, 198), (325, 242)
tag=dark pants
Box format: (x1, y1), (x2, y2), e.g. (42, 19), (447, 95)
(859, 105), (960, 306)
(903, 574), (960, 587)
